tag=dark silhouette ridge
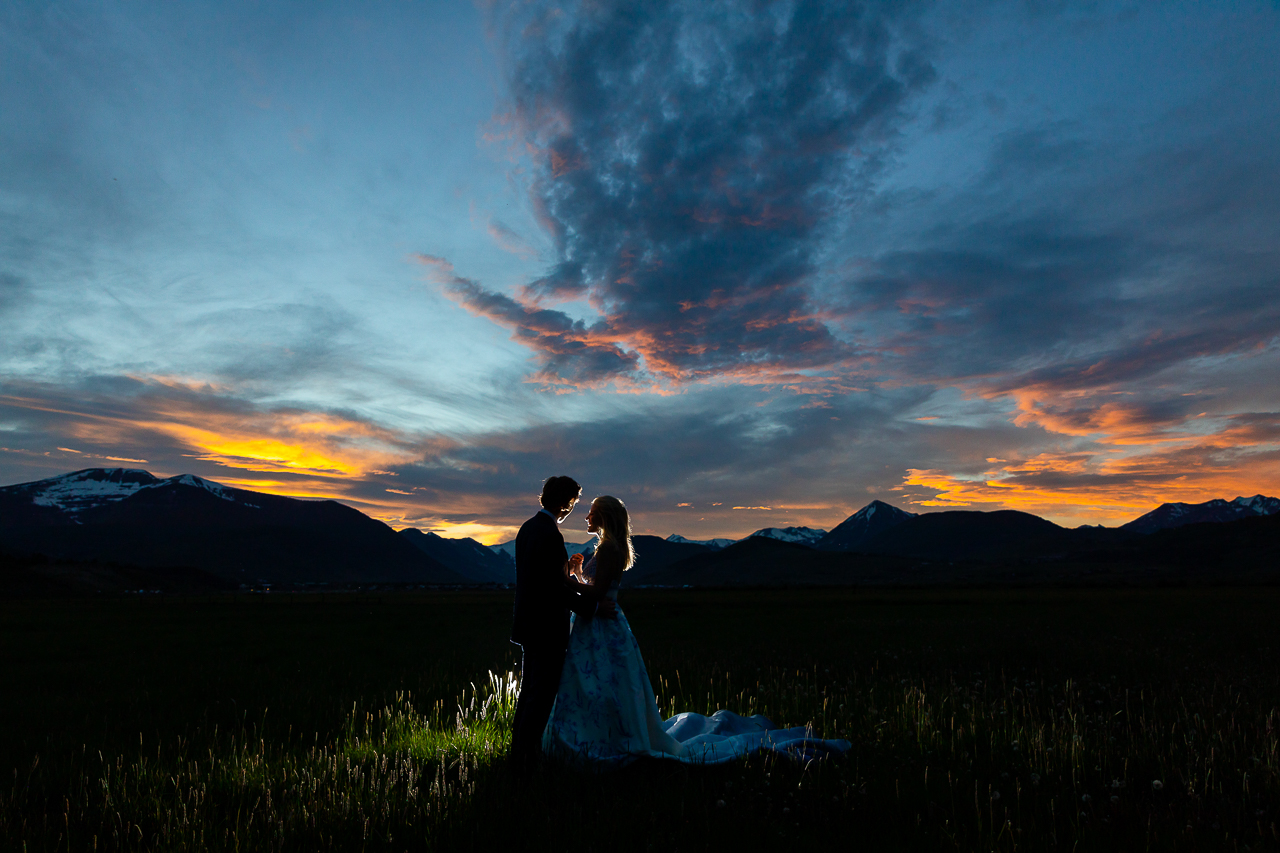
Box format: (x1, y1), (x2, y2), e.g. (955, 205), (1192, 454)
(398, 528), (514, 584)
(643, 512), (1280, 587)
(861, 509), (1073, 562)
(3, 469), (1279, 590)
(624, 535), (713, 582)
(815, 500), (917, 551)
(0, 469), (463, 586)
(1120, 495), (1280, 535)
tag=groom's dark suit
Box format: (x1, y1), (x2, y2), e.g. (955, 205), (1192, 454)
(509, 508), (597, 762)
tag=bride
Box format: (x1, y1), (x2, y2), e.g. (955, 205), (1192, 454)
(541, 495), (850, 765)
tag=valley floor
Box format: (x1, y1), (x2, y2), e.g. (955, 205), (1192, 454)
(2, 588), (1278, 850)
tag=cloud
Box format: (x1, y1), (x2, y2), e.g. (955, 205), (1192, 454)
(902, 409), (1280, 524)
(486, 218), (537, 259)
(6, 372), (921, 538)
(414, 253), (640, 384)
(0, 374), (424, 500)
(0, 272), (28, 316)
(447, 0), (937, 386)
(366, 379), (959, 537)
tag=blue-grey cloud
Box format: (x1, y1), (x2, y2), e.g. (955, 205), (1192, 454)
(836, 106), (1280, 400)
(452, 0), (936, 384)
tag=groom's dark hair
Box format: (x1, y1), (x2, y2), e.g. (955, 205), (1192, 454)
(540, 476), (582, 512)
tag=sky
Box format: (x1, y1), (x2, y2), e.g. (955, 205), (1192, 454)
(2, 0), (1278, 544)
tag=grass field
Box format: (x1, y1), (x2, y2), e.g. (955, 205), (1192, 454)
(1, 587), (1278, 850)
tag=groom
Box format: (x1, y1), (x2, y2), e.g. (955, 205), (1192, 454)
(509, 475), (615, 764)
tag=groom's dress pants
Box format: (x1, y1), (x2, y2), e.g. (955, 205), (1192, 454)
(510, 640), (567, 762)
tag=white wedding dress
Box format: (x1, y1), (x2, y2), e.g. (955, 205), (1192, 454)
(541, 555), (851, 765)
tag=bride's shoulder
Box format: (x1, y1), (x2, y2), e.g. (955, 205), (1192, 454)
(594, 539), (624, 566)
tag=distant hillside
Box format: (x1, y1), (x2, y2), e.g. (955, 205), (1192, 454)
(816, 500), (916, 551)
(1112, 512), (1280, 581)
(639, 537), (861, 586)
(489, 537), (595, 564)
(1120, 495), (1280, 535)
(642, 511), (1280, 587)
(625, 535), (712, 582)
(482, 533), (720, 582)
(399, 529), (514, 584)
(860, 510), (1074, 561)
(0, 469), (465, 586)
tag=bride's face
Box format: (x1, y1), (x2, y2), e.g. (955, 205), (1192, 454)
(586, 501), (601, 533)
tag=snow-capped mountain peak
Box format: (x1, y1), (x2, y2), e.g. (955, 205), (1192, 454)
(167, 473), (234, 501)
(747, 526), (827, 547)
(1232, 495), (1280, 514)
(815, 500), (918, 552)
(1121, 494), (1280, 534)
(12, 467), (238, 515)
(853, 500), (918, 521)
(665, 534), (734, 549)
(26, 468), (161, 513)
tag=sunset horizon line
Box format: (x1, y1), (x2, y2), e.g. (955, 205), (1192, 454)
(5, 458), (1275, 548)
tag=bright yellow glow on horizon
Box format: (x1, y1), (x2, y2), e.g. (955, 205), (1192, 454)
(142, 411), (415, 478)
(427, 521), (522, 546)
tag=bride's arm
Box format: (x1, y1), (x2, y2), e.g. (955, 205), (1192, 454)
(566, 552), (585, 582)
(562, 551), (603, 598)
(564, 543), (621, 599)
(564, 574), (598, 596)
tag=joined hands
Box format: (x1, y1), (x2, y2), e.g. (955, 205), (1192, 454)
(566, 552), (616, 619)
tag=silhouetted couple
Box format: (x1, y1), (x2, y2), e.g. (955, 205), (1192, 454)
(509, 475), (853, 767)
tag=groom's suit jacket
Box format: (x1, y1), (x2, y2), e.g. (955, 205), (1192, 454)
(511, 510), (596, 649)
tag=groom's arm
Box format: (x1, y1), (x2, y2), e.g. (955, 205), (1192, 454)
(561, 578), (617, 619)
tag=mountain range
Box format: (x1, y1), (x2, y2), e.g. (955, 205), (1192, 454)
(746, 526), (828, 547)
(0, 468), (465, 589)
(1119, 495), (1280, 535)
(2, 467), (1277, 592)
(634, 503), (1280, 588)
(665, 534), (735, 549)
(398, 528), (514, 584)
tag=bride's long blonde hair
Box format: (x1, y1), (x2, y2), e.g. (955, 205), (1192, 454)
(591, 495), (635, 571)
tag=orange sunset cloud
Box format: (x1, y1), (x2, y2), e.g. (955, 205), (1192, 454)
(904, 400), (1280, 526)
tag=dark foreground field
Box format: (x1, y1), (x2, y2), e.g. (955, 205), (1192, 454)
(2, 588), (1278, 851)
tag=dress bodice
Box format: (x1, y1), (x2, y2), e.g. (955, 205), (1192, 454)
(581, 554), (620, 600)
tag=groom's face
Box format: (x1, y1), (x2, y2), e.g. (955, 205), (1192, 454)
(556, 495), (579, 523)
